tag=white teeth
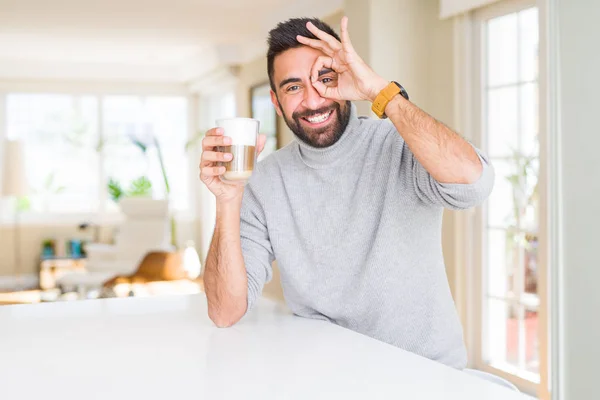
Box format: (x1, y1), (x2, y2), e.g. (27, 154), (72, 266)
(306, 111), (330, 123)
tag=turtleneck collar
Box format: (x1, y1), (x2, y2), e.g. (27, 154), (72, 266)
(294, 103), (363, 169)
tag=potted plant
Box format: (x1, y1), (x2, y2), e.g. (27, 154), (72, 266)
(107, 175), (168, 218)
(504, 148), (539, 320)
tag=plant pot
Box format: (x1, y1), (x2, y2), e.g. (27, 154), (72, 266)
(119, 198), (168, 219)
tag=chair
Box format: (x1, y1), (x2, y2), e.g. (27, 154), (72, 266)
(464, 368), (520, 392)
(103, 251), (187, 286)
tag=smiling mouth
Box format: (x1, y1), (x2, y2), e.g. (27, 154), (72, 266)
(301, 110), (334, 125)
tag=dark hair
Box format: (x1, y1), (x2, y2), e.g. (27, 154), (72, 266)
(267, 18), (340, 92)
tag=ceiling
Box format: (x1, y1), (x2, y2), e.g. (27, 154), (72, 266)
(0, 0), (342, 83)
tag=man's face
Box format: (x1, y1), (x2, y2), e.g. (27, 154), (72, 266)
(270, 46), (351, 148)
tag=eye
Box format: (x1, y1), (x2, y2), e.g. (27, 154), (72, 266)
(286, 85), (300, 92)
(320, 76), (335, 85)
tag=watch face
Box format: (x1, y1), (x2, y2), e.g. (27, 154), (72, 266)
(392, 81), (409, 101)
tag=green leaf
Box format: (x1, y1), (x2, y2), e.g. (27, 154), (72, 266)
(129, 135), (148, 154)
(127, 176), (152, 197)
(96, 137), (105, 153)
(16, 196), (31, 212)
(45, 172), (55, 189)
(107, 178), (124, 202)
(153, 136), (170, 195)
(505, 175), (520, 185)
(185, 131), (205, 152)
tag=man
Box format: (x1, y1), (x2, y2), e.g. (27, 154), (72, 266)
(199, 17), (494, 369)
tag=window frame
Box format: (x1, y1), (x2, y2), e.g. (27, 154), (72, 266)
(469, 0), (547, 395)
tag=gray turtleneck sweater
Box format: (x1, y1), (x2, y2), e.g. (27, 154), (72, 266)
(239, 105), (494, 369)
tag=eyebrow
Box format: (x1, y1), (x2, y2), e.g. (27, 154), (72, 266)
(318, 68), (334, 76)
(278, 69), (336, 89)
(279, 77), (301, 89)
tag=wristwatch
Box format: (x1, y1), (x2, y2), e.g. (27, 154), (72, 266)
(371, 81), (409, 119)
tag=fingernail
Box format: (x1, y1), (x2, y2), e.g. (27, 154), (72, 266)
(216, 128), (223, 134)
(224, 153), (233, 160)
(224, 137), (232, 144)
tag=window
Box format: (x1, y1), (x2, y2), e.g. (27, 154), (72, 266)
(251, 82), (278, 159)
(6, 94), (100, 213)
(102, 96), (189, 212)
(484, 6), (540, 376)
(472, 0), (544, 394)
(3, 94), (189, 217)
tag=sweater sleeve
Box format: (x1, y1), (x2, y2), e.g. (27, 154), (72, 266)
(405, 143), (495, 210)
(239, 183), (275, 313)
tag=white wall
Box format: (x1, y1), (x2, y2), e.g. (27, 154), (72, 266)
(343, 0), (455, 118)
(557, 0), (600, 397)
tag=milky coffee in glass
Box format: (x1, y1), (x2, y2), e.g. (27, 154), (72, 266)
(216, 118), (259, 184)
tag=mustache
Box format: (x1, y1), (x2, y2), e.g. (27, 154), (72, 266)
(292, 104), (339, 120)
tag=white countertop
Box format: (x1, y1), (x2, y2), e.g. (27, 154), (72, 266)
(0, 294), (530, 399)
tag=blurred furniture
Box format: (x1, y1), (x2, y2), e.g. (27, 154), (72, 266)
(57, 198), (173, 296)
(102, 251), (201, 298)
(39, 256), (87, 290)
(464, 369), (520, 392)
(104, 251), (185, 285)
(1, 139), (29, 288)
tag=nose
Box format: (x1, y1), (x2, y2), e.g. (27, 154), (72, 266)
(302, 82), (327, 110)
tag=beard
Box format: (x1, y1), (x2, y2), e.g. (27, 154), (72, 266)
(280, 100), (351, 148)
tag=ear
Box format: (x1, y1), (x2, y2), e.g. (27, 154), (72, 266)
(270, 89), (283, 117)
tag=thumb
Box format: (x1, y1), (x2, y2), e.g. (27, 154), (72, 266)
(312, 80), (342, 101)
(256, 134), (267, 155)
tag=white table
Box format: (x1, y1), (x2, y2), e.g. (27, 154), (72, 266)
(0, 294), (530, 399)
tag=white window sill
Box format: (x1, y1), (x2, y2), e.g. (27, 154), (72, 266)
(488, 361), (541, 384)
(0, 211), (197, 227)
(0, 212), (125, 227)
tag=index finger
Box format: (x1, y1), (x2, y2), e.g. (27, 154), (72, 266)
(340, 16), (356, 54)
(205, 127), (224, 136)
(306, 21), (342, 51)
(296, 35), (334, 57)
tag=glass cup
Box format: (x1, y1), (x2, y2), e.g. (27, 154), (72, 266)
(216, 117), (260, 184)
